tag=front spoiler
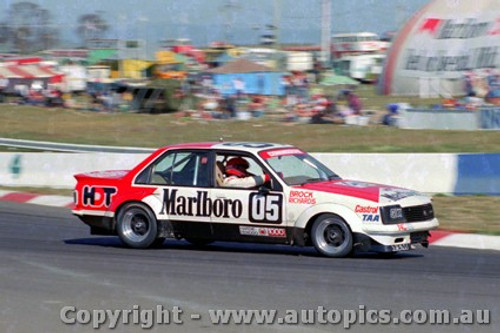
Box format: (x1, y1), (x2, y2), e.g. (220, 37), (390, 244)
(354, 231), (431, 253)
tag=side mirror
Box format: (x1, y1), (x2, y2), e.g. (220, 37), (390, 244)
(258, 185), (270, 194)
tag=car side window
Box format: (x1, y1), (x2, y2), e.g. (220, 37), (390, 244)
(216, 153), (279, 191)
(137, 150), (211, 187)
(171, 152), (211, 187)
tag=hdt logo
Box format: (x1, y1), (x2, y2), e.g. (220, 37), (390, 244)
(81, 186), (117, 208)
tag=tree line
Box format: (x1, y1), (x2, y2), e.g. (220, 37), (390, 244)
(0, 1), (109, 54)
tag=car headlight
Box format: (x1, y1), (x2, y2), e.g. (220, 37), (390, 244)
(380, 205), (407, 225)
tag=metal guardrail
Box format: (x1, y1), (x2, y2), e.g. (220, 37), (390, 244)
(0, 138), (156, 154)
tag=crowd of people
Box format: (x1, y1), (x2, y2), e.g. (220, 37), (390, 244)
(4, 67), (499, 127)
(176, 89), (366, 125)
(175, 73), (368, 126)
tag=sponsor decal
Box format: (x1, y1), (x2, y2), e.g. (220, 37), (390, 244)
(160, 189), (243, 218)
(490, 18), (500, 36)
(436, 19), (490, 39)
(397, 223), (408, 231)
(362, 214), (380, 222)
(239, 226), (286, 238)
(404, 47), (497, 73)
(355, 205), (378, 214)
(81, 186), (117, 208)
(288, 191), (316, 205)
(405, 12), (500, 74)
(260, 148), (304, 159)
(160, 189), (283, 223)
(249, 193), (283, 224)
(418, 18), (492, 39)
(407, 17), (499, 74)
(418, 18), (443, 35)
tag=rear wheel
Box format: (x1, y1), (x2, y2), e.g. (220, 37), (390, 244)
(311, 214), (353, 257)
(116, 203), (160, 248)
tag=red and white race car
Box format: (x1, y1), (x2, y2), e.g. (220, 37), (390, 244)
(72, 142), (438, 257)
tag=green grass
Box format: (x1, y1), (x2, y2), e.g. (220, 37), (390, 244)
(1, 102), (499, 153)
(432, 196), (500, 235)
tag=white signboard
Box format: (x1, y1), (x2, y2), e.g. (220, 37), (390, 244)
(380, 0), (500, 95)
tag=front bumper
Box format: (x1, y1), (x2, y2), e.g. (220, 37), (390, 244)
(361, 218), (439, 235)
(354, 218), (439, 253)
(354, 231), (432, 253)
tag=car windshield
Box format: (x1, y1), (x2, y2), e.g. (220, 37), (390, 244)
(264, 153), (340, 186)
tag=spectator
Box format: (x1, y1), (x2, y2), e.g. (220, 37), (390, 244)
(486, 70), (500, 105)
(248, 95), (265, 118)
(345, 90), (362, 115)
(201, 75), (213, 95)
(464, 71), (475, 96)
(233, 77), (245, 97)
(224, 94), (238, 118)
(0, 78), (8, 103)
(382, 104), (400, 126)
(310, 98), (339, 124)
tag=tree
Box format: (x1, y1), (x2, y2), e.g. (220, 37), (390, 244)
(1, 2), (58, 54)
(76, 12), (109, 47)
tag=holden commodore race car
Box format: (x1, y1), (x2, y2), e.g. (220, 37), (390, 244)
(72, 142), (438, 257)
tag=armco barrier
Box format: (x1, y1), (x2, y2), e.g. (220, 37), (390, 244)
(0, 152), (498, 195)
(480, 108), (500, 129)
(401, 108), (478, 130)
(454, 153), (500, 195)
(401, 107), (500, 130)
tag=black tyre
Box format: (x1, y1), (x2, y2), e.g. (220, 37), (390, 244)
(311, 214), (353, 257)
(116, 203), (159, 248)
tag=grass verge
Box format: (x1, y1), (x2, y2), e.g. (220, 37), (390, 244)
(1, 104), (500, 153)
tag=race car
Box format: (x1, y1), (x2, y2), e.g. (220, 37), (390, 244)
(72, 142), (438, 257)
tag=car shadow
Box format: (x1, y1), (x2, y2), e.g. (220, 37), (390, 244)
(64, 237), (423, 259)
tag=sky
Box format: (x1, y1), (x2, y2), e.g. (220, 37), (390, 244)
(0, 0), (431, 50)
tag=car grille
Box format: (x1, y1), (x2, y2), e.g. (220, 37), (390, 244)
(403, 204), (434, 222)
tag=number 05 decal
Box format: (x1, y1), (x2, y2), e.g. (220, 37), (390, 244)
(249, 193), (283, 224)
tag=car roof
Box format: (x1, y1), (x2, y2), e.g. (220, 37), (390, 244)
(161, 141), (295, 154)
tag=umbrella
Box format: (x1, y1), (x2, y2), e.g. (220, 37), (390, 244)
(319, 71), (359, 86)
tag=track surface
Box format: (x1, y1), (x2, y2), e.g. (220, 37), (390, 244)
(0, 202), (498, 333)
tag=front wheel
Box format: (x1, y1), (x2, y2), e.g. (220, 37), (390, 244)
(311, 214), (353, 257)
(116, 203), (159, 249)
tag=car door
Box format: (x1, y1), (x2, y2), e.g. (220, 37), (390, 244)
(136, 149), (214, 239)
(210, 152), (287, 242)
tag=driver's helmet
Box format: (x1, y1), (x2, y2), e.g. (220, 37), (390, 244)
(225, 157), (250, 177)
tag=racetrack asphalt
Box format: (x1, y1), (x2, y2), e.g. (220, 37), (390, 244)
(0, 201), (498, 333)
